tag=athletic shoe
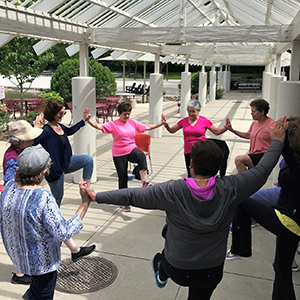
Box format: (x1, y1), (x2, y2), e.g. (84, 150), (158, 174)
(11, 273), (31, 285)
(225, 249), (248, 260)
(71, 245), (96, 262)
(142, 181), (153, 188)
(251, 221), (259, 228)
(152, 253), (167, 288)
(292, 265), (299, 272)
(122, 206), (131, 212)
(272, 262), (299, 272)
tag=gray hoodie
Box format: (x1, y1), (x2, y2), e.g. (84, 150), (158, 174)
(95, 140), (284, 270)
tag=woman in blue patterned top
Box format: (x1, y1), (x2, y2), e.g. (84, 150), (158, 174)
(0, 145), (91, 300)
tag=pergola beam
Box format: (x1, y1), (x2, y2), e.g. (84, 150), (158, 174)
(0, 1), (87, 42)
(89, 25), (293, 45)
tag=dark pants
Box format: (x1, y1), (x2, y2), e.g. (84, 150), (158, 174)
(231, 198), (300, 300)
(113, 147), (147, 189)
(160, 252), (224, 300)
(184, 153), (192, 177)
(24, 271), (57, 300)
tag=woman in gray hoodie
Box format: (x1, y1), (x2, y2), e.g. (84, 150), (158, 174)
(80, 116), (288, 300)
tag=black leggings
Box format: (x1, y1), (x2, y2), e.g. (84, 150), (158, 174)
(113, 147), (147, 189)
(231, 198), (300, 300)
(160, 252), (224, 300)
(184, 153), (191, 177)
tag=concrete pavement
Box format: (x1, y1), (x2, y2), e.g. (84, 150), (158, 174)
(0, 90), (300, 299)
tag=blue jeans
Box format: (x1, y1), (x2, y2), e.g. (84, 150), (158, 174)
(48, 154), (93, 207)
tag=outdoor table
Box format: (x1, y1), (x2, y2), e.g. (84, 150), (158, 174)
(13, 98), (40, 115)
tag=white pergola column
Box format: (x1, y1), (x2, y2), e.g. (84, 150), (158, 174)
(72, 77), (97, 183)
(277, 81), (300, 118)
(79, 43), (89, 76)
(262, 65), (272, 101)
(180, 58), (191, 118)
(269, 75), (286, 119)
(199, 63), (207, 108)
(209, 64), (217, 101)
(122, 61), (126, 92)
(275, 54), (282, 76)
(149, 54), (163, 138)
(290, 41), (300, 81)
(223, 65), (231, 92)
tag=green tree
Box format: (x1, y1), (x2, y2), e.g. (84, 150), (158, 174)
(0, 36), (54, 116)
(51, 59), (117, 103)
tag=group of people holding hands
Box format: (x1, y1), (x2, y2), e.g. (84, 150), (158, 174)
(1, 96), (299, 300)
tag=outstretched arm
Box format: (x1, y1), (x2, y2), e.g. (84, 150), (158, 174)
(145, 113), (165, 130)
(208, 124), (227, 135)
(85, 108), (103, 131)
(163, 114), (181, 133)
(225, 117), (250, 139)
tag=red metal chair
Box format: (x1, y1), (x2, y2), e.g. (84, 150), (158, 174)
(135, 133), (153, 175)
(3, 98), (21, 119)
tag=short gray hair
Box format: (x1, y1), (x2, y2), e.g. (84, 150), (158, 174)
(9, 136), (20, 148)
(187, 99), (201, 111)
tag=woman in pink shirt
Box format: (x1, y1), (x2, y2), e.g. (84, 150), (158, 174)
(163, 99), (228, 177)
(225, 98), (276, 173)
(87, 102), (164, 212)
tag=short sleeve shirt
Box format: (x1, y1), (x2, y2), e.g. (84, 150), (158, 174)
(177, 116), (213, 154)
(248, 117), (276, 154)
(102, 119), (147, 157)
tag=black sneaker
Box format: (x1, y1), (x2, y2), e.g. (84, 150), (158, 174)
(11, 273), (32, 285)
(71, 245), (96, 263)
(152, 253), (167, 288)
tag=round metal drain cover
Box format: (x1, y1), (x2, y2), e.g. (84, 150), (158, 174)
(56, 257), (118, 294)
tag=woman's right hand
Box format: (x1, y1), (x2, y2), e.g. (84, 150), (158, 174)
(268, 116), (288, 142)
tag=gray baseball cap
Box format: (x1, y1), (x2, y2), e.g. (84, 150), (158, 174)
(17, 145), (51, 176)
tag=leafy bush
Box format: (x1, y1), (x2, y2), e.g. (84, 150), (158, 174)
(51, 59), (117, 102)
(216, 89), (224, 100)
(39, 91), (64, 102)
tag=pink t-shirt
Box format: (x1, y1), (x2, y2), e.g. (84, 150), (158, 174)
(248, 117), (276, 154)
(102, 119), (147, 157)
(177, 116), (213, 154)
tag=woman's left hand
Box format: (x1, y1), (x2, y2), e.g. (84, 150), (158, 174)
(83, 108), (91, 122)
(268, 115), (288, 142)
(34, 113), (44, 128)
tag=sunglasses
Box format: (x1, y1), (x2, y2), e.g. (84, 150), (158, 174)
(58, 111), (67, 116)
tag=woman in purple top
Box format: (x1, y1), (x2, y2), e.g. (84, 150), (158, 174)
(163, 99), (228, 177)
